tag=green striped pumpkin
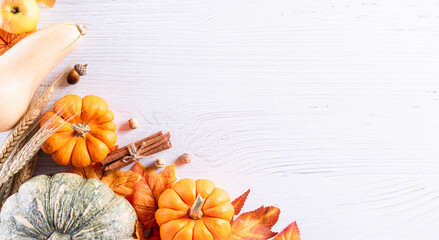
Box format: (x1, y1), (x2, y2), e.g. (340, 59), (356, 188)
(0, 173), (136, 239)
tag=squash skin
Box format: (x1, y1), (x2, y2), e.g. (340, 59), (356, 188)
(0, 173), (136, 240)
(156, 178), (234, 240)
(0, 22), (85, 132)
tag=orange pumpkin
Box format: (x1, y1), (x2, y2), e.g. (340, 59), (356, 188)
(40, 95), (117, 168)
(155, 178), (234, 240)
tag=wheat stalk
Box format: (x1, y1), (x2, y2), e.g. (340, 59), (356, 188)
(0, 179), (13, 207)
(0, 153), (37, 208)
(11, 154), (38, 194)
(0, 98), (79, 187)
(0, 123), (58, 186)
(0, 127), (37, 208)
(0, 111), (41, 164)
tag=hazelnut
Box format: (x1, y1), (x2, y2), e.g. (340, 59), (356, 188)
(179, 153), (191, 164)
(128, 118), (139, 129)
(154, 158), (166, 168)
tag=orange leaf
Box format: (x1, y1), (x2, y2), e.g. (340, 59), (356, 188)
(70, 163), (141, 197)
(126, 181), (157, 229)
(70, 162), (103, 179)
(37, 0), (56, 7)
(101, 170), (141, 197)
(274, 222), (301, 240)
(128, 163), (177, 229)
(132, 163), (177, 201)
(231, 189), (250, 215)
(109, 144), (119, 153)
(0, 29), (35, 56)
(229, 206), (280, 240)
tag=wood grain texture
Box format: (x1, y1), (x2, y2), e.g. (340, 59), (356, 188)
(1, 0), (439, 239)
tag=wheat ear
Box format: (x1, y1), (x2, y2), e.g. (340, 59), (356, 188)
(0, 124), (57, 186)
(0, 99), (79, 187)
(0, 127), (37, 208)
(0, 179), (13, 207)
(0, 153), (37, 207)
(11, 154), (38, 194)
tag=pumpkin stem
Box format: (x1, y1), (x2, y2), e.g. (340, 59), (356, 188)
(71, 123), (90, 137)
(188, 194), (205, 220)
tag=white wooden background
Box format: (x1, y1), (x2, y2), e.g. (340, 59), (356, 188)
(2, 0), (439, 239)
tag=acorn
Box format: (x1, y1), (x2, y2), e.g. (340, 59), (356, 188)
(67, 64), (88, 85)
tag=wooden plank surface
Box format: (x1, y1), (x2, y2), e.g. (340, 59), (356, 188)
(2, 0), (439, 239)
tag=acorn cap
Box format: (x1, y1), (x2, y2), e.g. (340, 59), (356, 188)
(74, 64), (88, 76)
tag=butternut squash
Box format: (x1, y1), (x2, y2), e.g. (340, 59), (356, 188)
(0, 22), (87, 132)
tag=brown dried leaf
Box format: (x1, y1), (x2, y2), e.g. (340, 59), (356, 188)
(134, 221), (147, 240)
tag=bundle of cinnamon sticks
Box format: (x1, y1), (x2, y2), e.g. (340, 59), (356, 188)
(101, 131), (171, 174)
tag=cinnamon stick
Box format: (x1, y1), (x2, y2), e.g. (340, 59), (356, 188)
(138, 132), (170, 156)
(104, 140), (172, 174)
(102, 132), (172, 174)
(101, 131), (163, 165)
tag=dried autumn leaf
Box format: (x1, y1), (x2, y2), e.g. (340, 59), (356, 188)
(229, 206), (280, 240)
(0, 29), (35, 56)
(149, 226), (161, 240)
(109, 144), (119, 153)
(232, 189), (250, 215)
(70, 163), (141, 197)
(134, 221), (147, 240)
(70, 162), (102, 179)
(127, 163), (177, 229)
(37, 0), (56, 7)
(274, 221), (301, 240)
(126, 181), (156, 229)
(101, 170), (141, 197)
(132, 162), (177, 201)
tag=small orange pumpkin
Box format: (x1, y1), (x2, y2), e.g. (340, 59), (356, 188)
(40, 95), (117, 168)
(155, 178), (234, 240)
